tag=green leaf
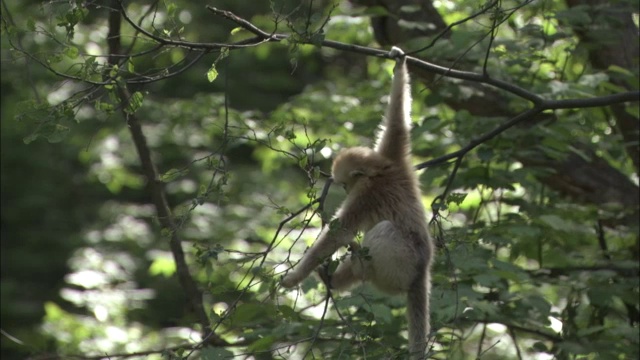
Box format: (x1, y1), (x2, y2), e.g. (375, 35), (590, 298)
(64, 46), (79, 59)
(371, 304), (393, 324)
(531, 342), (548, 352)
(207, 65), (219, 82)
(109, 64), (119, 78)
(556, 341), (589, 354)
(23, 133), (38, 145)
(166, 3), (177, 17)
(149, 257), (176, 277)
(477, 147), (494, 162)
(278, 305), (299, 321)
(608, 65), (635, 77)
(44, 302), (65, 320)
(96, 101), (115, 114)
(125, 91), (144, 114)
(309, 32), (325, 46)
(577, 325), (606, 337)
(46, 124), (70, 143)
(160, 168), (184, 183)
(523, 295), (551, 316)
(473, 273), (501, 287)
(248, 335), (276, 352)
(587, 288), (613, 307)
(539, 214), (566, 230)
(47, 53), (64, 65)
(232, 303), (272, 324)
(300, 275), (319, 293)
(313, 139), (327, 153)
(447, 192), (468, 206)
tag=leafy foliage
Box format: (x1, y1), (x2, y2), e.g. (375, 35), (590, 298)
(1, 0), (638, 359)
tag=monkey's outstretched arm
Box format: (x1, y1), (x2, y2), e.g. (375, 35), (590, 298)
(375, 47), (412, 162)
(281, 199), (364, 289)
(280, 224), (353, 288)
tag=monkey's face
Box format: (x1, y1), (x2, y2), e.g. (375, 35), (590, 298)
(332, 147), (390, 194)
(332, 166), (360, 194)
(333, 174), (361, 194)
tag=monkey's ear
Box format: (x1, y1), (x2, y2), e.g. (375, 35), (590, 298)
(349, 169), (365, 178)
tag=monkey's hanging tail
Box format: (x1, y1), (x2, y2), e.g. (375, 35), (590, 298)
(407, 270), (430, 359)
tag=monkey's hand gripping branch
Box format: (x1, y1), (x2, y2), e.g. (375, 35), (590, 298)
(388, 46), (406, 59)
(281, 219), (356, 289)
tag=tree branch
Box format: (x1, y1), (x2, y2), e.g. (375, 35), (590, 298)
(415, 89), (638, 170)
(106, 0), (225, 346)
(120, 3), (640, 112)
(118, 0), (272, 50)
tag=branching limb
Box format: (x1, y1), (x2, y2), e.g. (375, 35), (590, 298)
(407, 0), (500, 56)
(415, 87), (638, 171)
(118, 0), (270, 50)
(200, 5), (639, 109)
(206, 6), (276, 39)
(105, 0), (226, 346)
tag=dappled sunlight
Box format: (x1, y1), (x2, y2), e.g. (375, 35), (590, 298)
(3, 0), (638, 358)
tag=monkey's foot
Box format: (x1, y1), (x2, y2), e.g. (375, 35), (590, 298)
(389, 46), (405, 59)
(348, 241), (361, 252)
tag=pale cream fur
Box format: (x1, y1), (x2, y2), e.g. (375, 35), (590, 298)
(281, 47), (433, 359)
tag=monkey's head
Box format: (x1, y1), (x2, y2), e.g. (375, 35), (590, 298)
(332, 147), (392, 193)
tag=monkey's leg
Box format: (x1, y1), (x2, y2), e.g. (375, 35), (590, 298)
(330, 249), (371, 291)
(365, 220), (419, 294)
(331, 221), (413, 292)
(330, 223), (393, 290)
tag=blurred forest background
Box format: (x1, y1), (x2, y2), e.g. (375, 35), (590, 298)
(1, 0), (638, 359)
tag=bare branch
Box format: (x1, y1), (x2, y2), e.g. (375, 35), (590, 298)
(206, 6), (275, 39)
(118, 0), (271, 50)
(416, 106), (544, 169)
(408, 0), (500, 55)
(464, 319), (563, 342)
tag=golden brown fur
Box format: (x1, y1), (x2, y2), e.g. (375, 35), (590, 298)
(281, 48), (433, 359)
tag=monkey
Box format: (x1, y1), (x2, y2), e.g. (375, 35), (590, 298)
(280, 47), (433, 359)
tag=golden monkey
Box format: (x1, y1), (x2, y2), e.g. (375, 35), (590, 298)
(281, 47), (433, 359)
